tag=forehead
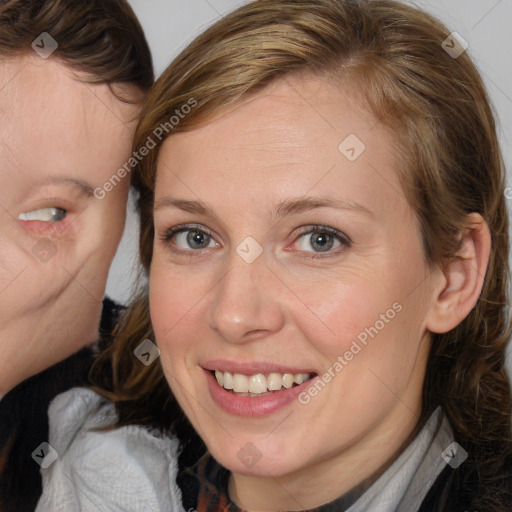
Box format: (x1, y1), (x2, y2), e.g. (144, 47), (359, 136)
(0, 56), (137, 186)
(156, 76), (405, 216)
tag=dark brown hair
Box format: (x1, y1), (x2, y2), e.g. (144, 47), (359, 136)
(92, 0), (512, 509)
(0, 0), (154, 92)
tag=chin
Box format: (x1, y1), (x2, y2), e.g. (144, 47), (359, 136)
(207, 436), (305, 478)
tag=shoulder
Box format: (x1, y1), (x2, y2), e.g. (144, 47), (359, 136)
(36, 387), (184, 512)
(418, 448), (512, 512)
(0, 346), (95, 512)
(0, 298), (122, 511)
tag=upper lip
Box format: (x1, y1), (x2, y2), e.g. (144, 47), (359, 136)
(201, 359), (317, 375)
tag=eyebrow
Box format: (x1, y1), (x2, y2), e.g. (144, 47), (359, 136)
(274, 197), (375, 219)
(35, 177), (95, 197)
(154, 196), (375, 220)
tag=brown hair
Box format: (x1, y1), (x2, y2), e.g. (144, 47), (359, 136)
(92, 0), (512, 509)
(0, 0), (154, 92)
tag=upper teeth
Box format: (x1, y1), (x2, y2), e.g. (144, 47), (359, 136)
(215, 371), (311, 394)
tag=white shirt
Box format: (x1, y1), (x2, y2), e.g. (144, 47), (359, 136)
(36, 387), (185, 512)
(346, 407), (455, 512)
(37, 388), (455, 512)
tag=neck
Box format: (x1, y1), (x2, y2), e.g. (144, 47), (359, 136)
(228, 401), (423, 511)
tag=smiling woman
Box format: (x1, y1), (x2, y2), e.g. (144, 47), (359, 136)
(40, 0), (512, 511)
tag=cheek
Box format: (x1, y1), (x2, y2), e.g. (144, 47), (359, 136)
(315, 303), (428, 424)
(0, 262), (74, 318)
(286, 270), (396, 358)
(0, 238), (27, 285)
(149, 256), (202, 351)
(291, 258), (429, 378)
(149, 266), (205, 412)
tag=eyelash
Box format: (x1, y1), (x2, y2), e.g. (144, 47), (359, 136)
(160, 224), (215, 257)
(159, 223), (351, 259)
(293, 225), (352, 259)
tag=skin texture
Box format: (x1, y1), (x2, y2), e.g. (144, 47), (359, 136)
(0, 56), (139, 395)
(150, 76), (489, 511)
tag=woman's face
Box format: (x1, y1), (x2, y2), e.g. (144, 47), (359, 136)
(150, 76), (443, 500)
(0, 57), (138, 394)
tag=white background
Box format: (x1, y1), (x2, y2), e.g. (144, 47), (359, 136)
(106, 1), (512, 371)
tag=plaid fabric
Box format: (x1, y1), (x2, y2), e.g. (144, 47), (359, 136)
(180, 452), (241, 512)
(179, 451), (362, 512)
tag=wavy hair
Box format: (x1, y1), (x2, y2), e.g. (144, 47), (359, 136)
(92, 1), (512, 509)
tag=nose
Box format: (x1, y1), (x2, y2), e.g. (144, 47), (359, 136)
(208, 255), (285, 344)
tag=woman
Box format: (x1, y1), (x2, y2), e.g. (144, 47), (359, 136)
(0, 0), (153, 510)
(39, 0), (511, 511)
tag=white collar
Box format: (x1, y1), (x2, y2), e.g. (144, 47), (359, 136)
(346, 407), (455, 512)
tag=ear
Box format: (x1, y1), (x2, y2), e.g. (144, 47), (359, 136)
(426, 213), (491, 334)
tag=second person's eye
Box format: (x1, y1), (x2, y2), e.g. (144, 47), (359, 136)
(18, 207), (68, 222)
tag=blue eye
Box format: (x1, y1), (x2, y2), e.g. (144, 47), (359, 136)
(295, 227), (350, 254)
(167, 227), (218, 251)
(18, 207), (67, 222)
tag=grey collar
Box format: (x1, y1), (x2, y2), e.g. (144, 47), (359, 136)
(346, 407), (457, 512)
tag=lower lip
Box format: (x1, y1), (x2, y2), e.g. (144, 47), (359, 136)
(205, 370), (315, 417)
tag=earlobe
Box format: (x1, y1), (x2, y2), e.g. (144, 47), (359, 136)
(426, 213), (491, 334)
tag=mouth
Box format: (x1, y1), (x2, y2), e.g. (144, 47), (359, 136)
(212, 370), (315, 397)
(202, 361), (319, 416)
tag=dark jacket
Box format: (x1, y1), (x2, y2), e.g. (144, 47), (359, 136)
(418, 453), (512, 512)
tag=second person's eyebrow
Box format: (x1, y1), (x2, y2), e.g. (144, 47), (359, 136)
(35, 177), (95, 197)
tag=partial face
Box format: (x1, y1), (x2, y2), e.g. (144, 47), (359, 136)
(150, 77), (439, 503)
(0, 56), (139, 394)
